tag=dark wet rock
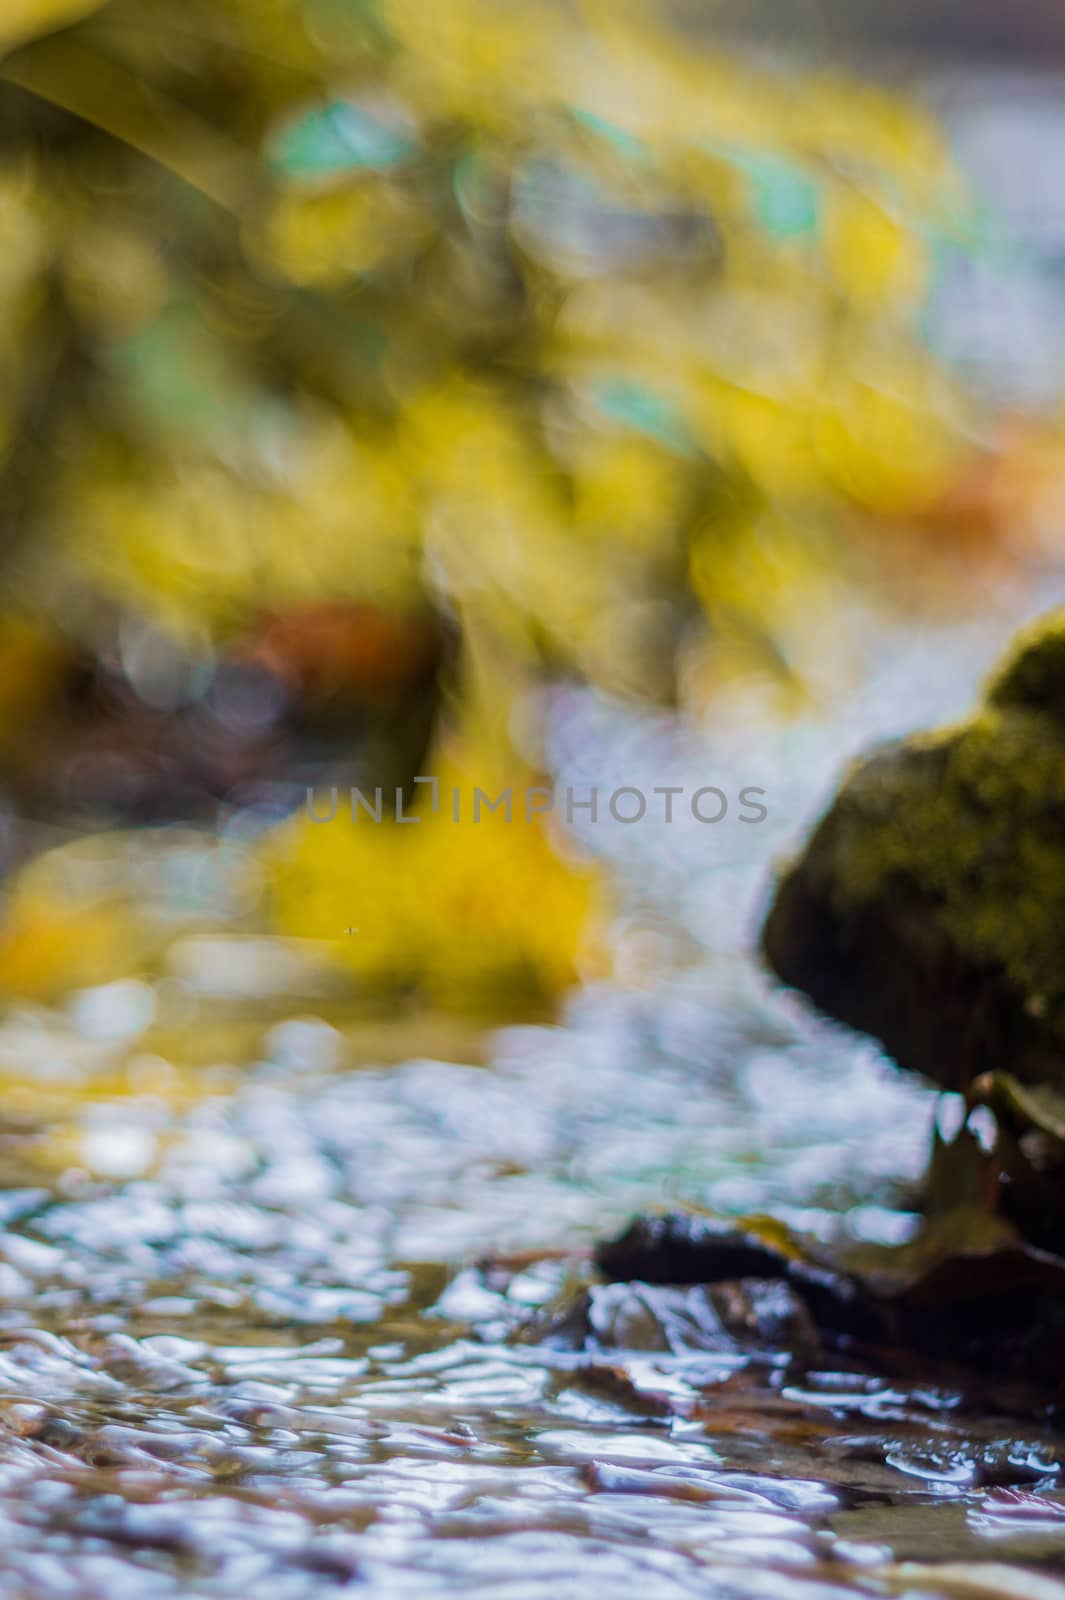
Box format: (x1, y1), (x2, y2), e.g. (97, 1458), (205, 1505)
(762, 607), (1065, 1095)
(596, 1213), (885, 1343)
(591, 1210), (1065, 1394)
(539, 1275), (821, 1363)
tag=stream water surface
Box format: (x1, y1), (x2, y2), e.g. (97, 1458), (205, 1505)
(0, 591), (1063, 1598)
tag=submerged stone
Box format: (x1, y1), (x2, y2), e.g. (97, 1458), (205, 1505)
(762, 607), (1065, 1094)
(539, 1276), (821, 1362)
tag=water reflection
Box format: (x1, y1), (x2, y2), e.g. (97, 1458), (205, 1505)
(1, 585), (1064, 1595)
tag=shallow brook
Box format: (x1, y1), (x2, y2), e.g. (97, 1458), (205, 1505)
(0, 597), (1064, 1598)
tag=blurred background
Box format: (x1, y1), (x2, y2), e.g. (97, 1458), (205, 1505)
(0, 0), (1063, 1114)
(2, 10), (1065, 1594)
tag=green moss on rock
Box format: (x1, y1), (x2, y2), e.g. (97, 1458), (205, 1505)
(762, 607), (1065, 1091)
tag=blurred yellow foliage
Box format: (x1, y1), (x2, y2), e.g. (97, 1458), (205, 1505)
(0, 897), (137, 1001)
(262, 757), (605, 1012)
(0, 0), (981, 694)
(0, 0), (104, 58)
(0, 0), (1026, 1010)
(0, 841), (149, 1002)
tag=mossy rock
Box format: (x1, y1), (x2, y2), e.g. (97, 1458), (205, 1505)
(762, 608), (1065, 1093)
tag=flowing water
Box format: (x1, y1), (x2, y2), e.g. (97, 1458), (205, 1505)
(0, 591), (1064, 1598)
